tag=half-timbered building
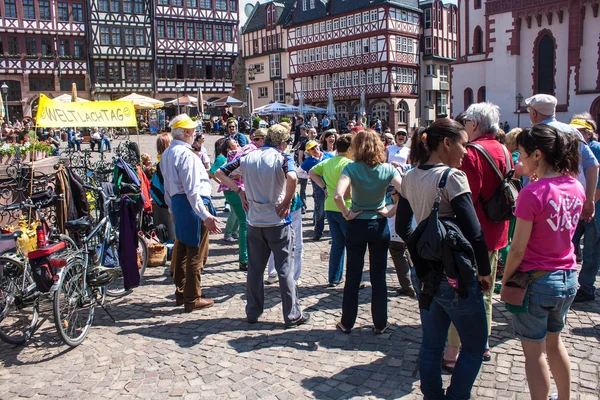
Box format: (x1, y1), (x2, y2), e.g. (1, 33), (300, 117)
(88, 0), (154, 99)
(242, 0), (295, 109)
(154, 0), (239, 104)
(288, 0), (422, 130)
(451, 0), (600, 127)
(419, 0), (457, 126)
(0, 0), (88, 118)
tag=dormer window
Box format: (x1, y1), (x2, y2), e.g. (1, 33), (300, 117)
(266, 4), (277, 30)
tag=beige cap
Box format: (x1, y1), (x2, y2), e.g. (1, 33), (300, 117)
(524, 94), (557, 116)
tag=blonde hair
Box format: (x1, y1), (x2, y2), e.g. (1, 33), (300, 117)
(351, 129), (385, 166)
(505, 128), (523, 150)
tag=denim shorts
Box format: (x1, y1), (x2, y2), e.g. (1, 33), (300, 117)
(512, 269), (577, 342)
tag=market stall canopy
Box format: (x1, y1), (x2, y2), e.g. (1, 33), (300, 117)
(208, 96), (245, 107)
(52, 93), (90, 103)
(116, 93), (164, 109)
(165, 95), (199, 106)
(253, 102), (299, 116)
(302, 104), (327, 114)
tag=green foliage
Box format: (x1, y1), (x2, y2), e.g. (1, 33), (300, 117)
(253, 117), (262, 129)
(281, 117), (291, 123)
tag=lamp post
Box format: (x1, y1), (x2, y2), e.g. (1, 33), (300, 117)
(245, 86), (251, 117)
(1, 82), (9, 124)
(516, 92), (523, 127)
(94, 82), (100, 101)
(176, 84), (182, 114)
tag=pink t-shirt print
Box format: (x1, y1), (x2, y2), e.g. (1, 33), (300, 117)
(514, 175), (585, 273)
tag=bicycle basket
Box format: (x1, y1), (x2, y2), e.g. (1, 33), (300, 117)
(27, 241), (67, 293)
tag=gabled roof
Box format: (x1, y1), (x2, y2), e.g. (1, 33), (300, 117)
(290, 0), (421, 27)
(242, 0), (297, 34)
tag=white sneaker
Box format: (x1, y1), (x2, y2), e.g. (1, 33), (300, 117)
(295, 279), (302, 286)
(265, 274), (279, 285)
(223, 236), (237, 242)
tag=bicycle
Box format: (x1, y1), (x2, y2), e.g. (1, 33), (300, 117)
(0, 195), (76, 345)
(53, 184), (147, 347)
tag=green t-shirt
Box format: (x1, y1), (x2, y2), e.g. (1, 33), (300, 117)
(341, 162), (398, 219)
(311, 156), (352, 212)
(209, 154), (227, 174)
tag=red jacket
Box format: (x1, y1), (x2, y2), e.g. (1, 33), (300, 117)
(460, 134), (511, 251)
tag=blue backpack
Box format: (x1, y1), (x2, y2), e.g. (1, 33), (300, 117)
(150, 162), (167, 208)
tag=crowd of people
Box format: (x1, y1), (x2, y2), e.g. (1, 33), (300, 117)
(148, 93), (598, 400)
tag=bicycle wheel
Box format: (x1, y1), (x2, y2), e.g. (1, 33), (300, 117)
(137, 233), (148, 278)
(53, 258), (94, 347)
(0, 255), (39, 345)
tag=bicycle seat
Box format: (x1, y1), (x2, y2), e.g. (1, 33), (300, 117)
(65, 218), (92, 231)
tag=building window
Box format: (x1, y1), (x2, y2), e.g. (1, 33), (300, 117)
(176, 22), (185, 39)
(333, 19), (339, 31)
(72, 3), (84, 21)
(25, 38), (37, 56)
(216, 0), (226, 10)
(166, 59), (175, 78)
(101, 27), (110, 45)
(425, 37), (432, 55)
(215, 25), (223, 41)
(258, 87), (268, 98)
(355, 39), (361, 55)
(437, 92), (448, 115)
(23, 0), (36, 19)
(370, 10), (377, 22)
(332, 73), (337, 88)
(196, 23), (204, 40)
(340, 17), (346, 29)
(309, 0), (314, 9)
(157, 59), (165, 78)
(29, 76), (54, 91)
(362, 11), (368, 24)
(205, 24), (213, 41)
(348, 15), (354, 27)
(338, 72), (345, 88)
(4, 0), (16, 18)
(326, 20), (332, 32)
(39, 1), (51, 20)
(425, 8), (431, 29)
(60, 39), (70, 56)
(99, 0), (109, 11)
(370, 37), (377, 53)
(464, 87), (473, 109)
(477, 86), (486, 102)
(126, 62), (139, 82)
(57, 2), (69, 21)
(473, 26), (483, 54)
(362, 38), (369, 54)
(302, 0), (306, 11)
(112, 28), (122, 45)
(205, 59), (213, 79)
(371, 102), (389, 124)
(140, 62), (152, 82)
(535, 33), (555, 95)
(270, 54), (281, 77)
(194, 59), (205, 79)
(397, 102), (407, 124)
(135, 30), (145, 47)
(133, 0), (143, 12)
(229, 0), (237, 11)
(125, 29), (135, 46)
(346, 72), (352, 87)
(341, 43), (347, 57)
(359, 71), (366, 85)
(336, 105), (348, 121)
(123, 0), (132, 13)
(74, 40), (85, 58)
(108, 61), (121, 82)
(224, 60), (232, 80)
(348, 41), (354, 56)
(41, 38), (53, 56)
(110, 0), (120, 12)
(60, 77), (84, 92)
(225, 25), (233, 42)
(426, 64), (436, 76)
(200, 0), (211, 9)
(439, 66), (449, 82)
(7, 37), (17, 54)
(366, 69), (373, 85)
(334, 43), (341, 58)
(187, 0), (197, 7)
(187, 25), (195, 40)
(158, 21), (166, 38)
(475, 0), (482, 10)
(374, 69), (381, 84)
(274, 80), (284, 102)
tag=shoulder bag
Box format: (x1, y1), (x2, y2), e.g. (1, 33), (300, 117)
(500, 270), (550, 313)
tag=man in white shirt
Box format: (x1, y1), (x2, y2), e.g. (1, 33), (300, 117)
(161, 114), (222, 312)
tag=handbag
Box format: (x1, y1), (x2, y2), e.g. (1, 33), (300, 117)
(146, 232), (167, 267)
(500, 270), (550, 313)
(467, 143), (522, 223)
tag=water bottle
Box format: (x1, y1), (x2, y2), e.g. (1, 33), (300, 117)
(36, 225), (46, 249)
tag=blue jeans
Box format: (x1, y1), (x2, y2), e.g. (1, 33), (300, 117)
(419, 278), (487, 400)
(342, 218), (390, 330)
(513, 269), (577, 341)
(101, 138), (112, 151)
(326, 210), (347, 284)
(578, 216), (600, 297)
(312, 183), (326, 236)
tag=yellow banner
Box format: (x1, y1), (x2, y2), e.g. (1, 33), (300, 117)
(35, 94), (138, 128)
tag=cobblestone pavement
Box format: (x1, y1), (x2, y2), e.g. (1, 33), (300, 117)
(0, 133), (599, 399)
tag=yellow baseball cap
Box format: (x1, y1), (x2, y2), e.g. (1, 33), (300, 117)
(305, 140), (319, 151)
(171, 114), (198, 130)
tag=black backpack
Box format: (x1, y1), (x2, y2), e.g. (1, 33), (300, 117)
(468, 143), (522, 224)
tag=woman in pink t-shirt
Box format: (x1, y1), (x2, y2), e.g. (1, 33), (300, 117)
(502, 124), (584, 400)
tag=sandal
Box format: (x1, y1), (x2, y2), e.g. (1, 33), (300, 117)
(483, 349), (491, 362)
(442, 358), (456, 373)
(336, 320), (351, 334)
(373, 323), (391, 335)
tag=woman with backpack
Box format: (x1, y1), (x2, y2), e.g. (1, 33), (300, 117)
(501, 125), (583, 400)
(150, 133), (175, 242)
(395, 118), (492, 400)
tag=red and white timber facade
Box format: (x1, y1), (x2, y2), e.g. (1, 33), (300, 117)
(0, 0), (88, 118)
(452, 0), (600, 127)
(154, 0), (239, 103)
(288, 3), (422, 130)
